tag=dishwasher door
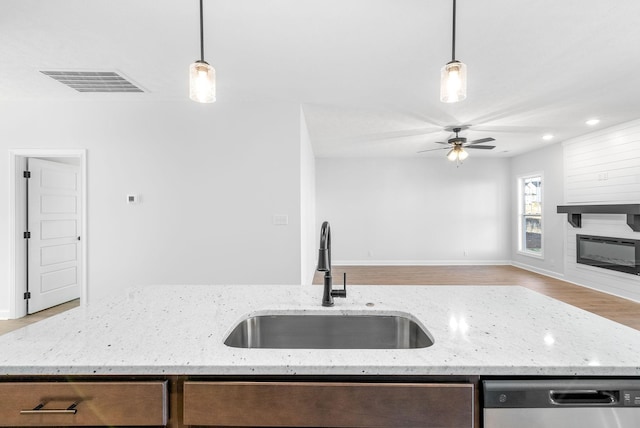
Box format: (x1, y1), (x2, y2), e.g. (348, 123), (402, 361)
(483, 379), (640, 428)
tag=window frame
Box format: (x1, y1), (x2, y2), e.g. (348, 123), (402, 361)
(517, 172), (544, 259)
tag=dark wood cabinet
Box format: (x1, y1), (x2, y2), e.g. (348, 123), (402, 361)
(183, 381), (474, 427)
(0, 377), (477, 427)
(0, 381), (168, 427)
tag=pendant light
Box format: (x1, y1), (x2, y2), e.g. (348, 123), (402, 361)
(189, 0), (216, 103)
(440, 0), (467, 103)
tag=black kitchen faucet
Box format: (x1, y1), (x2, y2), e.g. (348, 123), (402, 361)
(316, 221), (347, 307)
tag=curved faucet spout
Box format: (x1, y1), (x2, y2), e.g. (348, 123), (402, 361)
(317, 221), (331, 272)
(316, 221), (346, 306)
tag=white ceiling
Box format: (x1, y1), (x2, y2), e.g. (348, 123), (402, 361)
(3, 0), (640, 158)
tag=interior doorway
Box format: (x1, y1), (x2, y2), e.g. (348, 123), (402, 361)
(8, 149), (87, 319)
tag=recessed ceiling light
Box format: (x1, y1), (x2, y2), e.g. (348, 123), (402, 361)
(586, 119), (600, 126)
(542, 134), (554, 141)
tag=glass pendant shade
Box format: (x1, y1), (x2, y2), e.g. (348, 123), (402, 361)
(189, 60), (216, 103)
(440, 60), (467, 103)
(447, 146), (468, 162)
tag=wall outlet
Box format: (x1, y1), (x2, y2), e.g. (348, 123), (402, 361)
(127, 194), (139, 204)
(273, 214), (289, 225)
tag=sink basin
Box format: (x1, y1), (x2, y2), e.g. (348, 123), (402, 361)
(224, 313), (434, 349)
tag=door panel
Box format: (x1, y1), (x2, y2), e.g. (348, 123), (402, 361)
(41, 267), (77, 292)
(41, 244), (77, 266)
(40, 219), (77, 239)
(41, 168), (78, 190)
(41, 195), (77, 213)
(27, 158), (81, 314)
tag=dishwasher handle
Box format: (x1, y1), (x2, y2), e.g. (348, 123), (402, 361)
(550, 389), (618, 405)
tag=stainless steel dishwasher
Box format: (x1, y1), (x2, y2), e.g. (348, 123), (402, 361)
(483, 379), (640, 427)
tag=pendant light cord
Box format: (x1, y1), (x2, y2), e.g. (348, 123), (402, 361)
(451, 0), (457, 61)
(199, 0), (205, 61)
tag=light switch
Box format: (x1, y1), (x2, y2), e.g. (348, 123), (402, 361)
(127, 194), (139, 204)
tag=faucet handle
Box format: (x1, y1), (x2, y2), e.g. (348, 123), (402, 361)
(331, 272), (347, 299)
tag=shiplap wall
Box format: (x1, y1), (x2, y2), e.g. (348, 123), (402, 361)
(563, 119), (640, 302)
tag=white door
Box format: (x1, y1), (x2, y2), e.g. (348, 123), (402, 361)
(27, 158), (82, 314)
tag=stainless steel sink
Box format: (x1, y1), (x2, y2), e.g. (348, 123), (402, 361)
(224, 313), (434, 349)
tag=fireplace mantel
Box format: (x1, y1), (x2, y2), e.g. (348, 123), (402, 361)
(557, 204), (640, 231)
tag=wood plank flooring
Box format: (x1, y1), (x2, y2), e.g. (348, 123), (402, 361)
(0, 299), (79, 336)
(313, 265), (640, 331)
(2, 266), (639, 335)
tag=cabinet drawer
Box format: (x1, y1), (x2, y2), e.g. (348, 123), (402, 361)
(184, 381), (474, 427)
(0, 381), (167, 426)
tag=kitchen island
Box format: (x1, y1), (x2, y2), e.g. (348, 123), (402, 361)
(1, 284), (639, 376)
(1, 284), (639, 427)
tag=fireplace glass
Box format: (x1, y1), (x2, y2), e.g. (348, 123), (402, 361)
(576, 234), (640, 275)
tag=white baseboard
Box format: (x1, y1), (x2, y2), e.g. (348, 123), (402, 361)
(567, 278), (640, 304)
(511, 261), (640, 304)
(510, 261), (566, 281)
(0, 310), (10, 320)
(334, 259), (512, 266)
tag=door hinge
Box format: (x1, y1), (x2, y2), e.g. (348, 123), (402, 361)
(23, 292), (31, 300)
(24, 231), (31, 239)
(23, 171), (31, 178)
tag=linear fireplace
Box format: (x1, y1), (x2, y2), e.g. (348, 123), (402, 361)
(576, 234), (640, 276)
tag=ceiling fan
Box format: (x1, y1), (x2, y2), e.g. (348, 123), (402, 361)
(417, 126), (496, 162)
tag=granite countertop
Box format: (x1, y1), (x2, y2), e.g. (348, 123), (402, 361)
(1, 284), (639, 376)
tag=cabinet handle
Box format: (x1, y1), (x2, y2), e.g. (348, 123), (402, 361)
(20, 402), (78, 415)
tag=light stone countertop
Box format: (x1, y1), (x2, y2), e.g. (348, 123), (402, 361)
(1, 284), (639, 376)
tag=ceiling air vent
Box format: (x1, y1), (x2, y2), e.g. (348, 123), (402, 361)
(40, 70), (144, 93)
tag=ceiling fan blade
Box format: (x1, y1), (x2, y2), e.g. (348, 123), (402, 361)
(417, 147), (449, 153)
(467, 137), (496, 145)
(434, 141), (450, 145)
(465, 145), (496, 150)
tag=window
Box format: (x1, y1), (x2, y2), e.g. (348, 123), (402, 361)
(518, 174), (543, 257)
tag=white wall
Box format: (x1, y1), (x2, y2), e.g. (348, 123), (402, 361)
(510, 143), (565, 277)
(1, 98), (303, 314)
(299, 108), (316, 284)
(562, 119), (640, 301)
(316, 157), (511, 265)
(3, 97), (637, 317)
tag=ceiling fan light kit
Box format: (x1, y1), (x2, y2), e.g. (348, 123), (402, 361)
(189, 0), (216, 103)
(417, 127), (496, 164)
(447, 146), (468, 162)
(440, 0), (467, 103)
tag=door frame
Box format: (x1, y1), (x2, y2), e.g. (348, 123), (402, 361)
(8, 149), (87, 319)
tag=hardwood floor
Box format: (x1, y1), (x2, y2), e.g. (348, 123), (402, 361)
(0, 299), (80, 336)
(2, 266), (639, 335)
(313, 265), (640, 331)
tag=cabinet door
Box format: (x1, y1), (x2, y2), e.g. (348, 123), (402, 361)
(0, 381), (167, 427)
(183, 381), (474, 427)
